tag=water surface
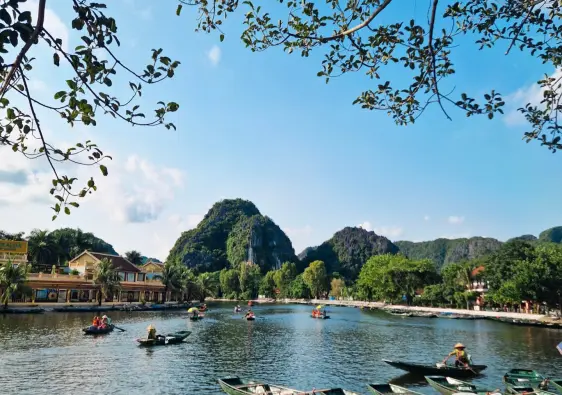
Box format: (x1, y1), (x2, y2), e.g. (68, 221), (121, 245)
(0, 303), (560, 394)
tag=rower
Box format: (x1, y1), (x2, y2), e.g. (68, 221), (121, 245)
(442, 343), (471, 367)
(147, 324), (157, 340)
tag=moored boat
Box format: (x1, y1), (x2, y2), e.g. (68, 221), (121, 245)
(137, 330), (191, 347)
(83, 324), (114, 335)
(503, 369), (547, 389)
(425, 376), (498, 395)
(368, 383), (424, 395)
(550, 379), (562, 393)
(382, 360), (487, 378)
(217, 376), (360, 395)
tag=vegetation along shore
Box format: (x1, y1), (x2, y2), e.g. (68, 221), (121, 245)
(2, 199), (562, 325)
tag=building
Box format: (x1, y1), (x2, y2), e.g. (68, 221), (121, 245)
(18, 251), (170, 304)
(0, 239), (28, 265)
(468, 266), (489, 293)
(141, 259), (164, 280)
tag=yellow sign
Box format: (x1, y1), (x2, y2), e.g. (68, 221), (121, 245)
(0, 240), (28, 254)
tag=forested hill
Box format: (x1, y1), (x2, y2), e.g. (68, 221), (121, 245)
(166, 199), (298, 273)
(298, 226), (399, 279)
(394, 237), (502, 269)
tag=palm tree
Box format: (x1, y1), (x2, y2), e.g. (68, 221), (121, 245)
(195, 272), (218, 302)
(92, 258), (121, 306)
(161, 262), (182, 303)
(27, 229), (57, 269)
(177, 266), (198, 302)
(125, 250), (143, 266)
(0, 260), (30, 309)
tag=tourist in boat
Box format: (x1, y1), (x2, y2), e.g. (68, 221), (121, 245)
(147, 324), (157, 340)
(442, 343), (471, 367)
(101, 315), (112, 325)
(92, 316), (101, 328)
(245, 309), (254, 318)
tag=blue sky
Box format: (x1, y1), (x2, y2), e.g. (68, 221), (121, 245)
(0, 0), (561, 260)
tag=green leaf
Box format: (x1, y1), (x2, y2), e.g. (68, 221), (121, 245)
(220, 34), (225, 42)
(176, 4), (183, 16)
(100, 164), (108, 176)
(53, 53), (60, 66)
(64, 207), (71, 215)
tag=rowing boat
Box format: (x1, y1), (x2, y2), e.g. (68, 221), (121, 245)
(425, 376), (498, 395)
(367, 383), (424, 395)
(311, 314), (331, 319)
(217, 377), (360, 395)
(83, 324), (114, 335)
(382, 360), (487, 378)
(136, 330), (191, 347)
(550, 379), (562, 393)
(503, 369), (547, 390)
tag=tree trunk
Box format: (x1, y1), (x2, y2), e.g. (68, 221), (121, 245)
(98, 290), (102, 306)
(162, 286), (167, 303)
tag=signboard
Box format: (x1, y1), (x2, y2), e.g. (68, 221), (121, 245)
(0, 240), (28, 254)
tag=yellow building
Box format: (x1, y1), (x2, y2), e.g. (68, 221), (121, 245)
(141, 259), (164, 280)
(20, 251), (169, 304)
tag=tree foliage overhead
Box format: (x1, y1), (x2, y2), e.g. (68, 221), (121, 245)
(167, 199), (298, 273)
(299, 226), (398, 279)
(395, 237), (502, 270)
(0, 0), (179, 218)
(180, 0), (562, 152)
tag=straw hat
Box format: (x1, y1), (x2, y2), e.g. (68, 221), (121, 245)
(454, 343), (465, 349)
(102, 315), (108, 319)
(147, 324), (155, 330)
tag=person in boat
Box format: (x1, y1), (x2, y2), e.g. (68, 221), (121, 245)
(245, 309), (254, 318)
(147, 324), (157, 340)
(101, 314), (112, 326)
(442, 343), (471, 367)
(92, 316), (101, 328)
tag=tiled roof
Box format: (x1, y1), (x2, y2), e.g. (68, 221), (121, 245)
(143, 260), (164, 268)
(90, 252), (141, 273)
(471, 265), (485, 277)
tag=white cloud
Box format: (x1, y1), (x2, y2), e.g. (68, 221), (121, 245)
(168, 213), (204, 231)
(448, 215), (465, 225)
(91, 155), (184, 223)
(207, 45), (222, 66)
(358, 221), (403, 238)
(504, 69), (562, 126)
(374, 226), (404, 239)
(357, 221), (372, 231)
(20, 0), (69, 52)
(424, 215), (430, 221)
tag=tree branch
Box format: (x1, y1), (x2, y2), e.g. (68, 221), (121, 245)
(428, 0), (451, 120)
(0, 0), (46, 99)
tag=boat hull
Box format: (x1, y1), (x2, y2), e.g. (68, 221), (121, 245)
(137, 331), (191, 347)
(425, 376), (493, 395)
(368, 383), (423, 395)
(312, 315), (330, 319)
(550, 380), (562, 393)
(383, 360), (487, 378)
(83, 324), (114, 335)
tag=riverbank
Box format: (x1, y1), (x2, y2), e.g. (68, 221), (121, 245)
(206, 297), (561, 328)
(0, 301), (193, 314)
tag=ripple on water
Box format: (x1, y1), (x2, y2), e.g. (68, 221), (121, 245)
(1, 305), (561, 394)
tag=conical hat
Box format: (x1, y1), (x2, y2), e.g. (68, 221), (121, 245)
(147, 324), (155, 330)
(454, 343), (465, 349)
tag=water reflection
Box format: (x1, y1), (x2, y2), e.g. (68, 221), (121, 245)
(0, 304), (561, 394)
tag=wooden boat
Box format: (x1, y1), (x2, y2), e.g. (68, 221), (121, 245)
(311, 313), (331, 319)
(503, 369), (547, 389)
(382, 360), (487, 378)
(83, 324), (114, 335)
(550, 379), (562, 393)
(136, 330), (191, 347)
(189, 315), (204, 321)
(425, 376), (498, 395)
(217, 376), (360, 395)
(246, 314), (255, 321)
(368, 383), (424, 395)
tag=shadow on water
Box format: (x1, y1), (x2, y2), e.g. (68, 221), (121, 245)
(0, 303), (561, 394)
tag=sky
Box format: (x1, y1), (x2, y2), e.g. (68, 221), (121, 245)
(1, 0), (561, 260)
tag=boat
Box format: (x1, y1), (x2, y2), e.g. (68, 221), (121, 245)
(136, 330), (191, 347)
(188, 307), (204, 321)
(503, 369), (547, 389)
(367, 383), (424, 395)
(425, 376), (498, 395)
(382, 360), (487, 378)
(82, 324), (114, 335)
(246, 314), (255, 321)
(189, 314), (204, 321)
(217, 376), (360, 395)
(234, 307), (242, 313)
(312, 305), (330, 319)
(550, 379), (562, 393)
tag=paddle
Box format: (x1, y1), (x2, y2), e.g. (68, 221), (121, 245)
(113, 325), (126, 332)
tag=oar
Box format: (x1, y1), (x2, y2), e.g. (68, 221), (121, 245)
(113, 325), (126, 332)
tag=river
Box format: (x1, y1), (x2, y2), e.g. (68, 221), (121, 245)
(0, 303), (560, 394)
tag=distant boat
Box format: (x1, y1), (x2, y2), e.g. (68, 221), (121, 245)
(382, 360), (487, 378)
(217, 376), (360, 395)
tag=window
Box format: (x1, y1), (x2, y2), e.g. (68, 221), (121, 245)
(118, 272), (125, 281)
(126, 272), (135, 282)
(137, 273), (145, 282)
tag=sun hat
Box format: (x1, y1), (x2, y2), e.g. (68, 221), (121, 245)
(454, 343), (465, 349)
